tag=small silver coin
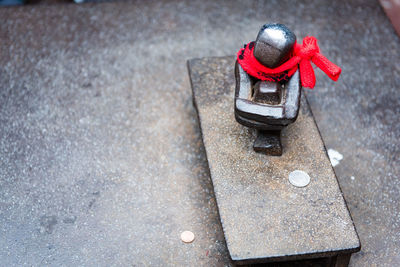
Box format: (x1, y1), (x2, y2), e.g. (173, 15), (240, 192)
(288, 170), (311, 187)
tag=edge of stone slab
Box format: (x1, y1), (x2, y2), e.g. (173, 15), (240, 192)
(187, 56), (361, 265)
(187, 57), (233, 262)
(186, 57), (234, 264)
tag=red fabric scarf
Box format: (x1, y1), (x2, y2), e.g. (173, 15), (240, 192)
(237, 36), (341, 89)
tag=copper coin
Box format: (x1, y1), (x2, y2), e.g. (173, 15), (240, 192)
(180, 231), (195, 243)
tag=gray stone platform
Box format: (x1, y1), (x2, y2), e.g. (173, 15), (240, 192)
(189, 56), (360, 265)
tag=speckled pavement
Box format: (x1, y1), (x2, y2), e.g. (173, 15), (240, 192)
(0, 0), (399, 266)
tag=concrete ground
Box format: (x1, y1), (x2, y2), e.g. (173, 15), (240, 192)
(0, 0), (399, 266)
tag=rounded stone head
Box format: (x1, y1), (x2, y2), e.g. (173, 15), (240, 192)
(253, 23), (296, 68)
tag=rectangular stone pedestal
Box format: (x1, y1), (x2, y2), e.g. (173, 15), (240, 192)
(188, 56), (360, 265)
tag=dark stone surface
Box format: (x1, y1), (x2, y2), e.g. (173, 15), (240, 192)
(253, 81), (281, 104)
(189, 56), (360, 264)
(0, 0), (399, 266)
(253, 130), (282, 156)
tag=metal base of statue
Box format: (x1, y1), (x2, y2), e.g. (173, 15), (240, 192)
(188, 56), (360, 266)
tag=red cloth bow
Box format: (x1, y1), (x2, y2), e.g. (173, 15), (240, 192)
(237, 36), (341, 89)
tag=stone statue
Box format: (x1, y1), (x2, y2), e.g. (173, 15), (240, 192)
(234, 23), (341, 156)
(234, 24), (301, 156)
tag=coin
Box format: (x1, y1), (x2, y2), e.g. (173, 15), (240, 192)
(180, 231), (195, 243)
(289, 170), (311, 187)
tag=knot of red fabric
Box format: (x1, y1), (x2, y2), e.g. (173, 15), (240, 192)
(297, 36), (319, 60)
(236, 36), (341, 89)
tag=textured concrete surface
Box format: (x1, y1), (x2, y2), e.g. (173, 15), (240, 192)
(189, 56), (360, 264)
(0, 0), (399, 266)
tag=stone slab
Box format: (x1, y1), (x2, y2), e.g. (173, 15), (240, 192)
(188, 56), (360, 264)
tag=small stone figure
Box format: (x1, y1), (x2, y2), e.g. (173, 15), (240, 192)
(234, 23), (341, 156)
